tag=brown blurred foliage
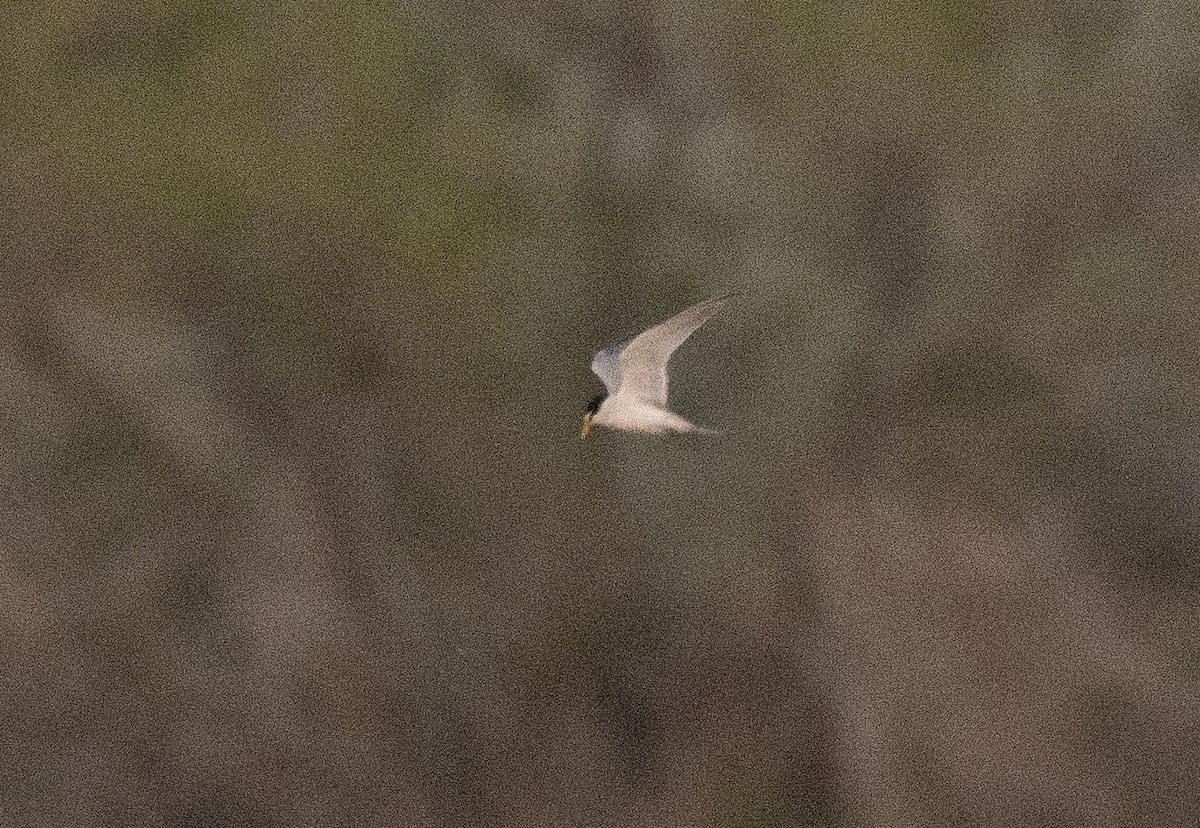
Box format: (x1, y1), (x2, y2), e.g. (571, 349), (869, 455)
(2, 1), (1199, 826)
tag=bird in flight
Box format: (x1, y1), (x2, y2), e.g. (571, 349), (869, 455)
(580, 294), (730, 438)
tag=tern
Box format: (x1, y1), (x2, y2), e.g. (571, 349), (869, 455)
(580, 294), (730, 438)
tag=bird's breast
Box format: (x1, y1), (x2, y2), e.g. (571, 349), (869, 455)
(595, 396), (684, 434)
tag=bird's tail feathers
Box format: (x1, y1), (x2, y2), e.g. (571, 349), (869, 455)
(667, 411), (720, 435)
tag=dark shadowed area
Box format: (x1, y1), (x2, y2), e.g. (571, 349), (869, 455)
(3, 2), (1199, 826)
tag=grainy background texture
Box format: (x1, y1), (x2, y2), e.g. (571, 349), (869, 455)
(2, 2), (1199, 826)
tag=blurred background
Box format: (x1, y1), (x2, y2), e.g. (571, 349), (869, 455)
(3, 2), (1199, 826)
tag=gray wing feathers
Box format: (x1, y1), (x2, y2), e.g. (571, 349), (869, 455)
(615, 295), (728, 405)
(589, 341), (626, 393)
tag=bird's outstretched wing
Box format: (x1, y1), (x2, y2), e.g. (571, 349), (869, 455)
(589, 340), (627, 394)
(614, 294), (729, 406)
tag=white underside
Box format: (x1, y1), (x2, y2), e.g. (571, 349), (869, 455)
(593, 395), (712, 435)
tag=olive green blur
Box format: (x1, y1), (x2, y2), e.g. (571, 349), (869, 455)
(3, 2), (1199, 826)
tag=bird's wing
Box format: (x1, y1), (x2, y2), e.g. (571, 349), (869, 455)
(615, 294), (729, 406)
(589, 340), (628, 394)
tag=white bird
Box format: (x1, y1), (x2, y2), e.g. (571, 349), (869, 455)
(580, 294), (730, 438)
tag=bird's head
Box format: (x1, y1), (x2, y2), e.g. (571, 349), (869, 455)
(580, 393), (607, 439)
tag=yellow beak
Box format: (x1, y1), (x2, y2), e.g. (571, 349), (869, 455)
(580, 413), (593, 439)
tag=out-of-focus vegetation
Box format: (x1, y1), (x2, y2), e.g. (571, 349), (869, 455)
(3, 2), (1199, 825)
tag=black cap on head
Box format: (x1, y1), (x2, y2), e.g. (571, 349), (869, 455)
(585, 393), (607, 415)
